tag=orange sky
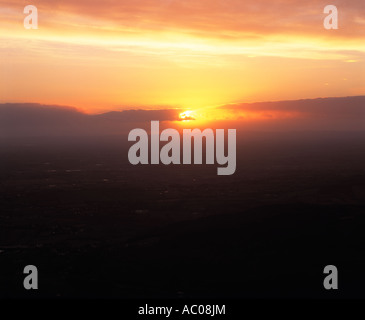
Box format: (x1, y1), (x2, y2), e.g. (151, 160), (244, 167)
(1, 0), (364, 115)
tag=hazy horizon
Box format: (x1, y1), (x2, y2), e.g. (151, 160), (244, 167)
(1, 95), (364, 138)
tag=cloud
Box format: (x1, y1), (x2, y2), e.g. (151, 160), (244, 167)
(1, 0), (364, 112)
(1, 0), (365, 40)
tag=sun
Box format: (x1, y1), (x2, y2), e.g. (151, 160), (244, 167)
(179, 110), (196, 121)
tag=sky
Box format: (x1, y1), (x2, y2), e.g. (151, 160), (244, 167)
(1, 0), (365, 116)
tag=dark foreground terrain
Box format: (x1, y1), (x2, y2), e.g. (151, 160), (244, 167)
(1, 131), (365, 299)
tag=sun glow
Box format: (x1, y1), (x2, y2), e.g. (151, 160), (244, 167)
(179, 110), (196, 121)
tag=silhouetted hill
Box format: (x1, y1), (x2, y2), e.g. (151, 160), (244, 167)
(0, 103), (180, 137)
(1, 96), (364, 138)
(221, 96), (365, 117)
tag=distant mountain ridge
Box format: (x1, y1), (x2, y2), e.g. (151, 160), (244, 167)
(0, 96), (364, 137)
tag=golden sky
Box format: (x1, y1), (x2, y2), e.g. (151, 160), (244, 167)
(1, 0), (364, 114)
